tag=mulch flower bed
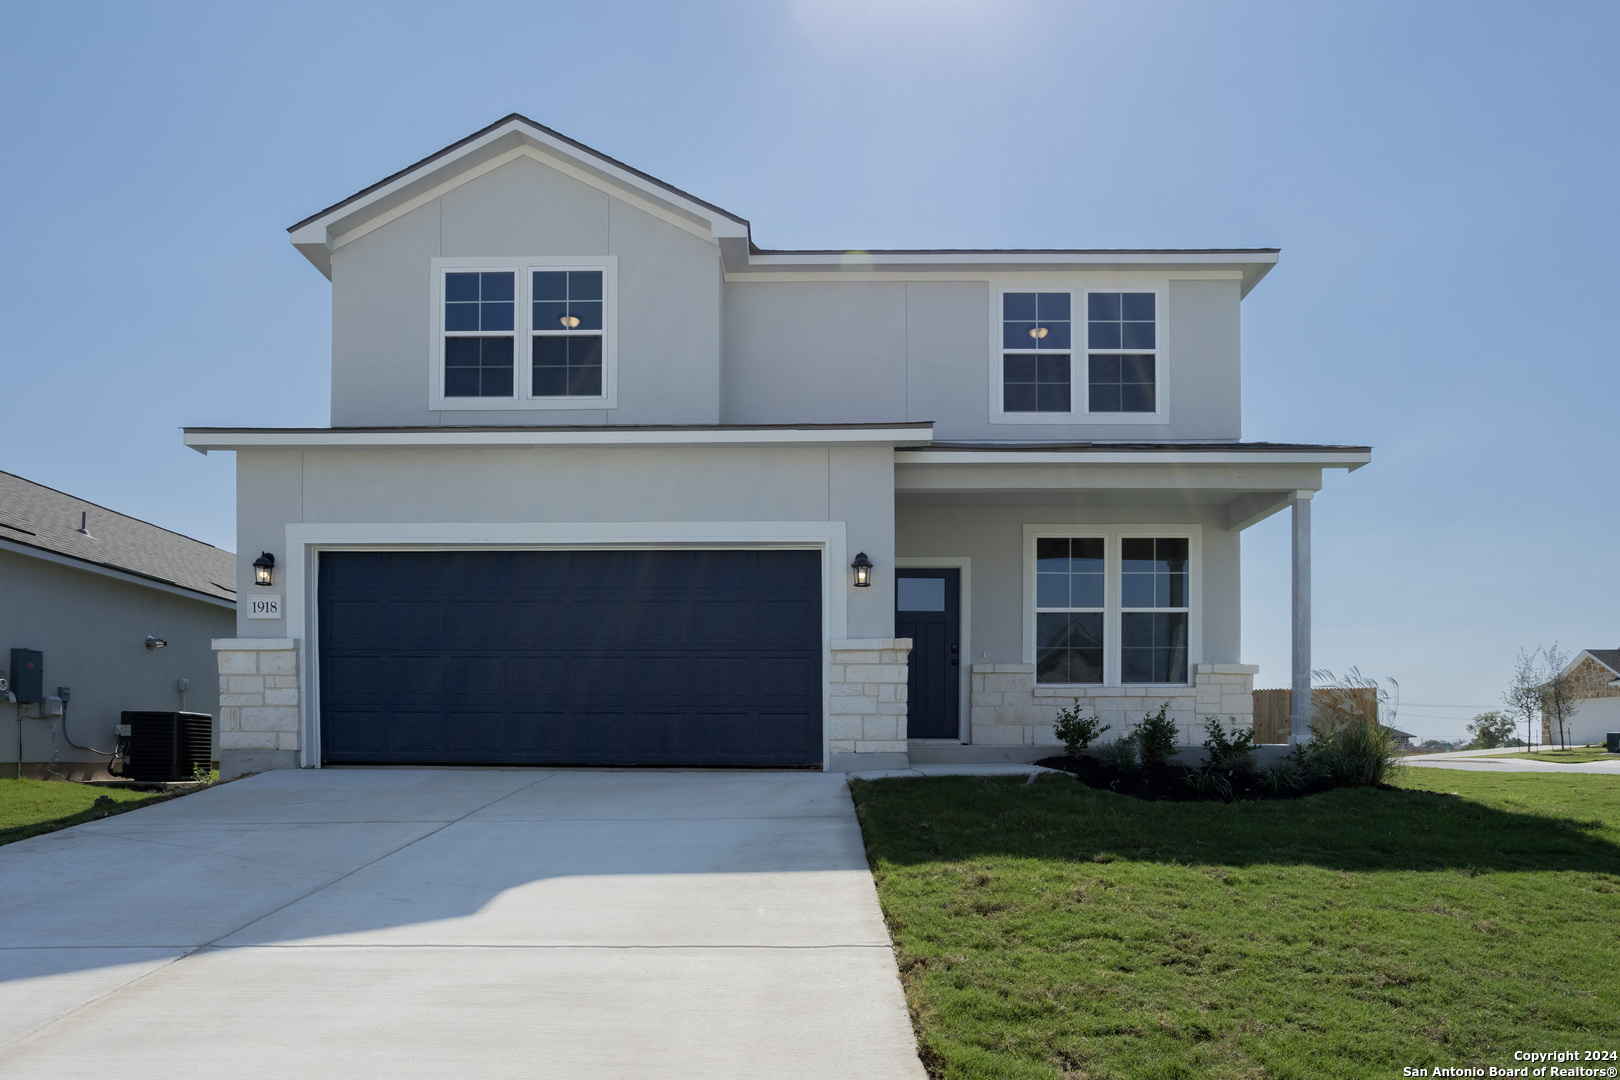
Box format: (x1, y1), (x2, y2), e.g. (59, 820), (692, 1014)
(1034, 755), (1331, 802)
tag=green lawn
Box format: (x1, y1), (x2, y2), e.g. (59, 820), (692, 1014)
(850, 769), (1620, 1079)
(1482, 748), (1617, 764)
(0, 778), (200, 847)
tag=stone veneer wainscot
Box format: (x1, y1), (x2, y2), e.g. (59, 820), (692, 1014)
(213, 638), (300, 777)
(829, 637), (913, 770)
(970, 662), (1259, 748)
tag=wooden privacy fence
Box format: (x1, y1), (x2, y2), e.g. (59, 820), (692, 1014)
(1251, 687), (1380, 744)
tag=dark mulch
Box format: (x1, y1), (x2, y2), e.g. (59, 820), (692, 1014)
(1034, 754), (1332, 802)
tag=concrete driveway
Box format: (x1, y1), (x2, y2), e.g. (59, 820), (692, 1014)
(0, 769), (925, 1079)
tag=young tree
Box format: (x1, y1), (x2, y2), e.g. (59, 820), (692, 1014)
(1466, 710), (1517, 750)
(1502, 647), (1546, 751)
(1541, 643), (1581, 750)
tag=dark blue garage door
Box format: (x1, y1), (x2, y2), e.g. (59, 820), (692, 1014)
(317, 549), (822, 767)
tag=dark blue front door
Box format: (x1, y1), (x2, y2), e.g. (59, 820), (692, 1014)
(895, 568), (960, 739)
(317, 549), (822, 767)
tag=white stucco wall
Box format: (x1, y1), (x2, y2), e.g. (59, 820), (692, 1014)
(723, 277), (1242, 441)
(1562, 697), (1620, 746)
(329, 156), (723, 428)
(232, 444), (898, 642)
(894, 501), (1242, 670)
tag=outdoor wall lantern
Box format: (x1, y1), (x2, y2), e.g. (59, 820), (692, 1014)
(851, 551), (873, 588)
(253, 552), (276, 587)
(145, 635), (167, 650)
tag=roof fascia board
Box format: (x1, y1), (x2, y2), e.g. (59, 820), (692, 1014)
(894, 449), (1369, 469)
(0, 536), (236, 609)
(184, 425), (935, 453)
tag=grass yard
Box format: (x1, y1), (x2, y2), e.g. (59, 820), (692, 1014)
(1482, 748), (1617, 764)
(0, 778), (197, 847)
(851, 769), (1620, 1079)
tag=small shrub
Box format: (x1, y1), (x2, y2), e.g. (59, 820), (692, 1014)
(1052, 700), (1110, 757)
(1095, 735), (1140, 773)
(1133, 703), (1180, 766)
(1184, 767), (1234, 802)
(1257, 763), (1305, 794)
(1293, 718), (1401, 787)
(1201, 716), (1258, 773)
(190, 762), (215, 786)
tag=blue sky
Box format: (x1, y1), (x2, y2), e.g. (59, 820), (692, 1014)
(2, 1), (1615, 739)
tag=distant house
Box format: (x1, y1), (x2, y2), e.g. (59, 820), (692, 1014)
(1383, 727), (1414, 749)
(1, 470), (236, 779)
(1545, 650), (1620, 746)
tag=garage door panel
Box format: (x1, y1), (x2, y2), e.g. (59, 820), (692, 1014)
(322, 710), (386, 755)
(447, 655), (506, 701)
(319, 550), (823, 766)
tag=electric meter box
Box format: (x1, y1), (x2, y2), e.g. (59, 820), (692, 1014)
(8, 649), (43, 704)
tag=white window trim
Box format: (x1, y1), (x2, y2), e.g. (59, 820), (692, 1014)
(1022, 524), (1202, 687)
(988, 284), (1170, 426)
(428, 255), (619, 412)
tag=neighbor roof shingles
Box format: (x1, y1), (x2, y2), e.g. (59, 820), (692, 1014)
(0, 471), (235, 603)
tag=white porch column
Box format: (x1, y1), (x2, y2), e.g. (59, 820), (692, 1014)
(1290, 491), (1314, 744)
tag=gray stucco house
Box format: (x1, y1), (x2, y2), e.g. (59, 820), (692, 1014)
(1, 470), (235, 778)
(186, 114), (1368, 778)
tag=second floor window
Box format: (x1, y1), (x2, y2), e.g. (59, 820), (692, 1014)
(1002, 292), (1071, 413)
(1087, 292), (1156, 413)
(437, 262), (612, 405)
(443, 272), (515, 398)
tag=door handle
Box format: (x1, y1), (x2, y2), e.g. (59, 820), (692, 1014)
(950, 643), (959, 654)
(951, 659), (959, 666)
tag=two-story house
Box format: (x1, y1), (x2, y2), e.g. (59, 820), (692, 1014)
(186, 115), (1368, 779)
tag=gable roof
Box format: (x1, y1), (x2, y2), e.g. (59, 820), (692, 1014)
(0, 470), (235, 605)
(288, 114), (1280, 293)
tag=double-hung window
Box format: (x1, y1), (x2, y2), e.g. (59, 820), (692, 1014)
(1035, 538), (1105, 684)
(1031, 530), (1195, 686)
(443, 272), (516, 398)
(1120, 537), (1189, 683)
(434, 259), (614, 408)
(1002, 292), (1071, 413)
(1087, 292), (1156, 413)
(531, 270), (603, 397)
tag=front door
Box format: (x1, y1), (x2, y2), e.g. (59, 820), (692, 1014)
(895, 568), (961, 739)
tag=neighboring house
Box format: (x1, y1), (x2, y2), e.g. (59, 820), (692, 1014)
(184, 114), (1370, 779)
(0, 470), (236, 779)
(1545, 650), (1620, 746)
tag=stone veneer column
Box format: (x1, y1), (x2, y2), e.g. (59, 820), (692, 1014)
(213, 638), (300, 779)
(828, 637), (912, 771)
(969, 661), (1260, 755)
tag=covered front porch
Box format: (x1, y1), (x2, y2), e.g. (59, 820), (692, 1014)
(890, 442), (1370, 762)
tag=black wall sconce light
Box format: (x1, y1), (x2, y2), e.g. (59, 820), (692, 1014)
(253, 552), (276, 587)
(851, 551), (873, 588)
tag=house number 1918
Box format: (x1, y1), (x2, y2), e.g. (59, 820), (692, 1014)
(247, 595), (282, 619)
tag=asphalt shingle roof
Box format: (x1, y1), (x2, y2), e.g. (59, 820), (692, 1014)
(0, 470), (235, 603)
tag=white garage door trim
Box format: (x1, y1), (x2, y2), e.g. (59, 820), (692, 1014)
(282, 521), (850, 770)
